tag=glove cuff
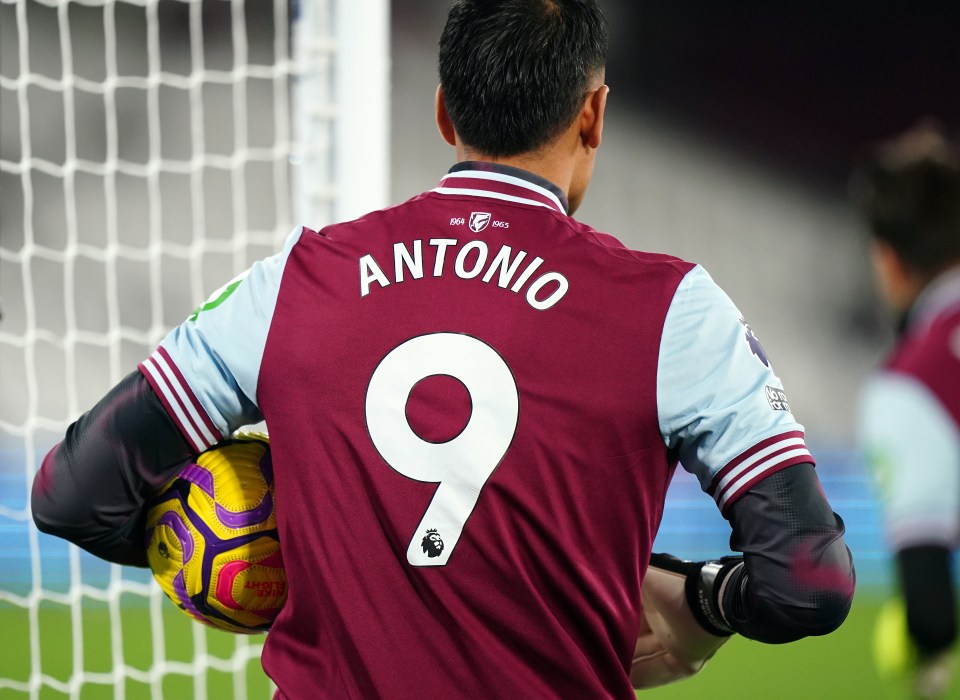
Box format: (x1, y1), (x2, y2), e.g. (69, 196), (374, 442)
(685, 560), (740, 637)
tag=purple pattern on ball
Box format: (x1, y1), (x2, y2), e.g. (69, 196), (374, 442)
(180, 459), (273, 530)
(173, 570), (206, 621)
(180, 463), (216, 498)
(259, 452), (274, 485)
(215, 492), (274, 528)
(157, 511), (194, 563)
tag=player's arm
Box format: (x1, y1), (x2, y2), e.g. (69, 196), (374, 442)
(717, 462), (854, 642)
(657, 265), (855, 645)
(32, 227), (305, 565)
(632, 465), (854, 687)
(635, 462), (852, 669)
(631, 552), (734, 688)
(31, 372), (196, 567)
(861, 371), (960, 684)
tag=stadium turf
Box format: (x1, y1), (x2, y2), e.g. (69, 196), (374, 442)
(647, 594), (902, 699)
(1, 595), (950, 699)
(1, 597), (271, 699)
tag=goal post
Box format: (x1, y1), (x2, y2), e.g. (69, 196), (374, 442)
(295, 0), (390, 227)
(0, 0), (389, 697)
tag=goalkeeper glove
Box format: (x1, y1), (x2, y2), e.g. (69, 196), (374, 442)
(631, 553), (743, 688)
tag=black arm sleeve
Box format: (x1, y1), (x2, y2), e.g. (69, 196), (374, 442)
(718, 463), (856, 643)
(897, 545), (957, 658)
(31, 370), (197, 567)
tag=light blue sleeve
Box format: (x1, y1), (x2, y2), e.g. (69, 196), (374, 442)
(657, 266), (813, 513)
(860, 372), (960, 549)
(138, 227), (304, 452)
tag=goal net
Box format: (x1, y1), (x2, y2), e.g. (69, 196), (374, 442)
(0, 0), (388, 696)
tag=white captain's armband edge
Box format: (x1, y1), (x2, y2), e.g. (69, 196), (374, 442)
(707, 430), (815, 513)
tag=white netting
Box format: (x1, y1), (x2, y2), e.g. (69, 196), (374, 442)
(0, 0), (387, 696)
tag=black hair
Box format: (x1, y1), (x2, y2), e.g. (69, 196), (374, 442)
(855, 127), (960, 279)
(438, 0), (608, 157)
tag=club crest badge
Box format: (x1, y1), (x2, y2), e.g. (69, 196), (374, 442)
(421, 529), (444, 558)
(469, 212), (492, 233)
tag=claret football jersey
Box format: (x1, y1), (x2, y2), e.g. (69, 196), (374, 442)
(860, 269), (960, 551)
(139, 162), (813, 699)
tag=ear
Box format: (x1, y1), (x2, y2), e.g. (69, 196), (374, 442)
(435, 85), (457, 147)
(871, 240), (922, 312)
(581, 84), (609, 150)
(872, 240), (907, 285)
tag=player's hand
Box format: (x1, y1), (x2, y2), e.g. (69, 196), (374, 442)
(630, 553), (741, 688)
(873, 598), (957, 699)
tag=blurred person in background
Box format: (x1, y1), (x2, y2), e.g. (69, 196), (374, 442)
(857, 124), (960, 699)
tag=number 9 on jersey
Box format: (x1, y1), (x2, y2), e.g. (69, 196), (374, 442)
(365, 333), (519, 566)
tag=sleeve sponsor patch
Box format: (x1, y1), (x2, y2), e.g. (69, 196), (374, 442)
(765, 386), (791, 412)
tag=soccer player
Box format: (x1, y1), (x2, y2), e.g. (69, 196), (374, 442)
(32, 1), (855, 697)
(857, 125), (960, 699)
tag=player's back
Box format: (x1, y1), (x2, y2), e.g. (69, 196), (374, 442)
(257, 167), (693, 699)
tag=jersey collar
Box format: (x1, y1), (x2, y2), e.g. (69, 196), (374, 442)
(906, 265), (960, 332)
(432, 161), (569, 215)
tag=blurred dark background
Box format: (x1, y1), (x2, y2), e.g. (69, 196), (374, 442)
(603, 1), (960, 187)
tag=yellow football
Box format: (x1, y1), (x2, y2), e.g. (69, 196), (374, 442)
(145, 433), (286, 633)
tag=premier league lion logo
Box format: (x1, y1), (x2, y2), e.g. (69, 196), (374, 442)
(740, 318), (771, 369)
(421, 529), (444, 558)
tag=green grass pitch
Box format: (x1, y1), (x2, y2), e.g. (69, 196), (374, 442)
(1, 597), (272, 700)
(646, 594), (908, 700)
(1, 595), (951, 699)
